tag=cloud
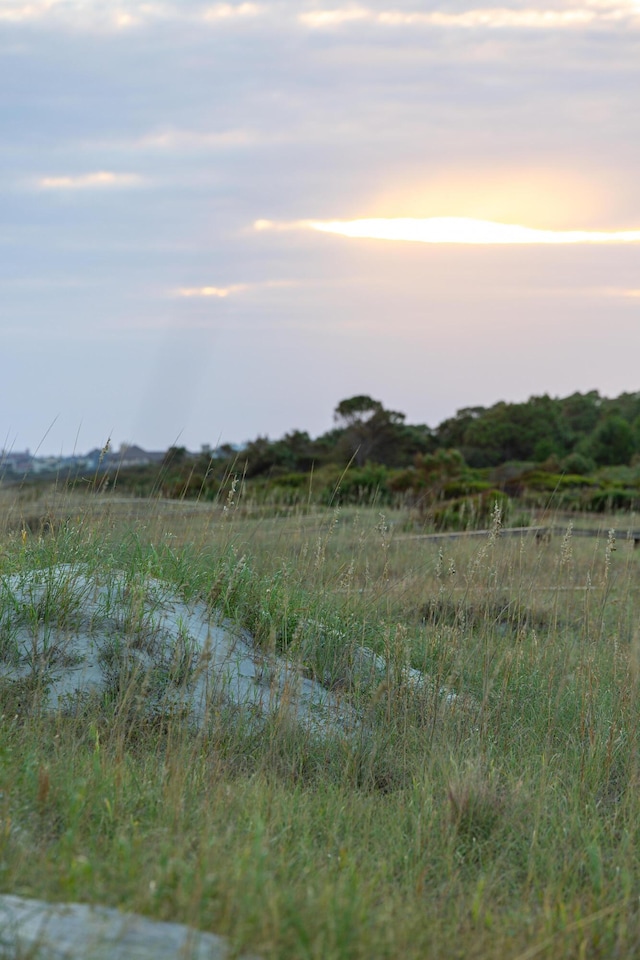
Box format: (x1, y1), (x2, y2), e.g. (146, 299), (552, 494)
(176, 280), (297, 298)
(201, 3), (263, 21)
(134, 127), (257, 150)
(0, 2), (51, 22)
(177, 284), (248, 298)
(0, 2), (170, 27)
(605, 287), (640, 297)
(299, 7), (370, 27)
(253, 219), (299, 233)
(3, 0), (636, 33)
(255, 217), (640, 244)
(37, 172), (142, 190)
(66, 127), (260, 157)
(299, 1), (640, 30)
(0, 1), (265, 29)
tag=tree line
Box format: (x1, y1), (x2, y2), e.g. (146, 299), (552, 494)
(211, 390), (640, 477)
(106, 390), (640, 514)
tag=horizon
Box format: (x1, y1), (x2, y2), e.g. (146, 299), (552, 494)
(2, 384), (635, 460)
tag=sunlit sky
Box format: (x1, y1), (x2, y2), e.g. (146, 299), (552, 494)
(2, 0), (640, 455)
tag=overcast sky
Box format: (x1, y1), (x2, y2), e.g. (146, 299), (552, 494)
(2, 0), (640, 455)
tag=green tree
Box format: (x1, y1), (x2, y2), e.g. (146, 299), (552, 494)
(333, 396), (407, 466)
(601, 391), (640, 425)
(436, 407), (486, 451)
(439, 396), (571, 466)
(560, 391), (602, 439)
(587, 415), (635, 466)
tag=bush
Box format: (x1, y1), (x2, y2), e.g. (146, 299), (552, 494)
(320, 463), (394, 506)
(561, 452), (596, 475)
(430, 490), (510, 530)
(582, 488), (640, 513)
(442, 479), (492, 498)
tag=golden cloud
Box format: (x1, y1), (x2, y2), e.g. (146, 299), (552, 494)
(255, 217), (640, 245)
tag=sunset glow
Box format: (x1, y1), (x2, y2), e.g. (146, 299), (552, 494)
(305, 217), (640, 245)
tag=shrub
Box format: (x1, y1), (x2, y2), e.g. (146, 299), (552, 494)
(430, 490), (510, 530)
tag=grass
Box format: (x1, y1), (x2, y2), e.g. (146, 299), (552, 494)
(1, 484), (640, 958)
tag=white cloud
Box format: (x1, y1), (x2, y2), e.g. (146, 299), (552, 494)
(299, 6), (370, 27)
(0, 1), (266, 29)
(177, 284), (248, 297)
(253, 218), (302, 233)
(135, 127), (257, 150)
(4, 0), (635, 30)
(201, 3), (263, 21)
(71, 127), (259, 157)
(0, 2), (48, 22)
(38, 171), (142, 189)
(0, 1), (170, 27)
(386, 8), (595, 27)
(299, 1), (639, 30)
(176, 279), (297, 298)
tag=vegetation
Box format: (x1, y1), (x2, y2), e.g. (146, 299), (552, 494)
(42, 390), (639, 524)
(1, 477), (640, 958)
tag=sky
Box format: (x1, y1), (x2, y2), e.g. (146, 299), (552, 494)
(2, 0), (640, 455)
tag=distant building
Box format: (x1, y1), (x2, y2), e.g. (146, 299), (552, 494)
(0, 450), (33, 474)
(0, 444), (168, 479)
(111, 444), (165, 468)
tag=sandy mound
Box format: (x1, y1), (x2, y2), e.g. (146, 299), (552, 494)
(0, 563), (359, 740)
(0, 894), (260, 959)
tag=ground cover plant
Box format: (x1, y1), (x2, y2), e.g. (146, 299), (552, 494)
(1, 484), (640, 958)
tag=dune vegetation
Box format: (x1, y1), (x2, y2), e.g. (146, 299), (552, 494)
(1, 479), (640, 958)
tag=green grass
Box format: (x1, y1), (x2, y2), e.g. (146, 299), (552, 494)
(1, 488), (640, 958)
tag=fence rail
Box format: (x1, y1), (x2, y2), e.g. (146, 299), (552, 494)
(396, 525), (640, 547)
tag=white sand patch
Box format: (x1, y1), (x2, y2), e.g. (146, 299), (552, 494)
(0, 894), (261, 959)
(0, 564), (359, 740)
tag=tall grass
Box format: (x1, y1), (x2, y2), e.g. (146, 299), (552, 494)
(1, 484), (640, 958)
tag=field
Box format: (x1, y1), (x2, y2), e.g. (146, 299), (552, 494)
(1, 484), (640, 959)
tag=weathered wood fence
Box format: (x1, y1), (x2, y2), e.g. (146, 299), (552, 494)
(396, 526), (640, 547)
